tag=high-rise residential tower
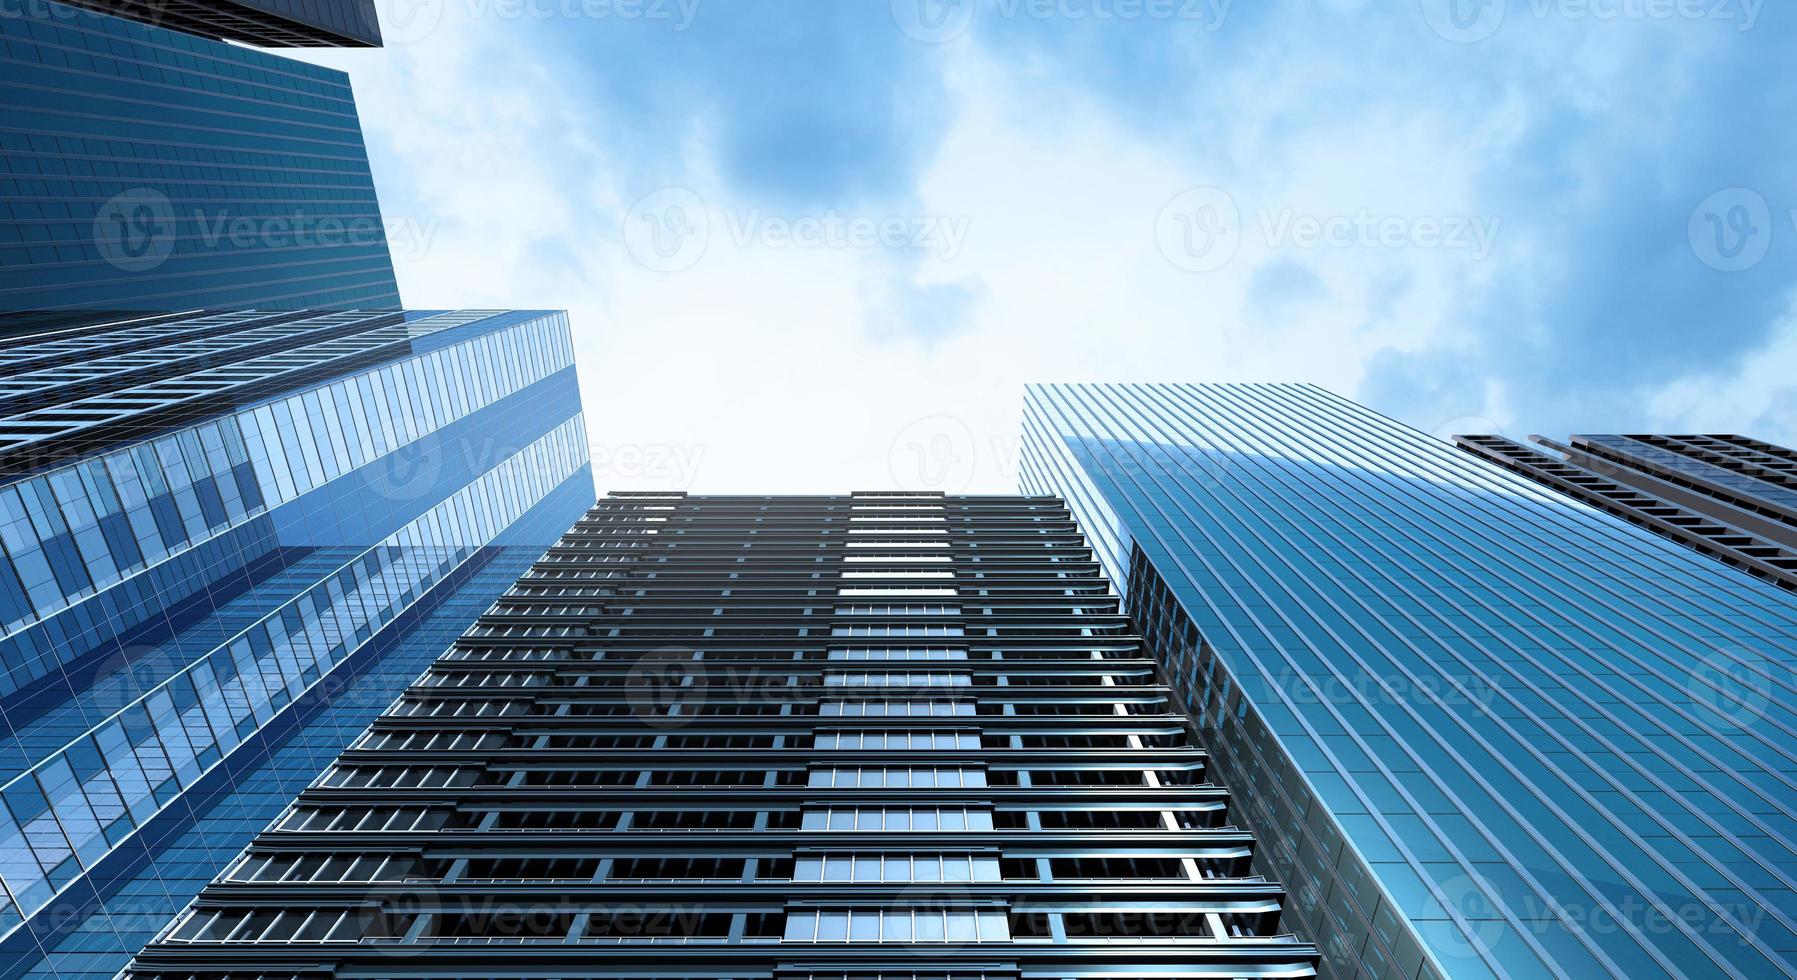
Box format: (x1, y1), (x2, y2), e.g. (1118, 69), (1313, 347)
(124, 492), (1320, 979)
(0, 310), (594, 979)
(1021, 384), (1797, 980)
(1458, 433), (1797, 592)
(0, 1), (400, 317)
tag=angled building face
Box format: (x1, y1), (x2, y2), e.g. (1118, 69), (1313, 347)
(125, 492), (1318, 980)
(1459, 433), (1797, 592)
(0, 309), (594, 977)
(46, 0), (384, 47)
(0, 2), (400, 316)
(1021, 384), (1797, 980)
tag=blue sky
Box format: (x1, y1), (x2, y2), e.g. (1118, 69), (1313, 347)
(305, 0), (1796, 492)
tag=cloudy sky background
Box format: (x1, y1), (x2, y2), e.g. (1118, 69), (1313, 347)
(298, 0), (1797, 494)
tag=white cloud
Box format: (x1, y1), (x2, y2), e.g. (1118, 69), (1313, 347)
(292, 9), (1794, 495)
(1647, 303), (1797, 440)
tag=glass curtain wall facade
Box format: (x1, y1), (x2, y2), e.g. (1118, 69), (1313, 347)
(124, 492), (1318, 980)
(0, 309), (595, 974)
(1459, 433), (1797, 593)
(1020, 383), (1797, 980)
(16, 547), (553, 980)
(45, 0), (385, 47)
(0, 1), (400, 316)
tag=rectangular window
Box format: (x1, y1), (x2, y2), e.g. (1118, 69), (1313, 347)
(793, 854), (1002, 883)
(827, 648), (968, 661)
(831, 625), (966, 638)
(825, 672), (971, 687)
(820, 700), (976, 716)
(835, 605), (962, 616)
(834, 808), (1001, 832)
(836, 587), (958, 596)
(807, 768), (986, 788)
(815, 732), (980, 750)
(848, 516), (946, 522)
(783, 909), (1008, 943)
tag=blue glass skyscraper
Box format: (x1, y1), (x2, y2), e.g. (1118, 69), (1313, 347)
(0, 309), (594, 978)
(1021, 383), (1797, 980)
(0, 1), (401, 315)
(48, 0), (385, 47)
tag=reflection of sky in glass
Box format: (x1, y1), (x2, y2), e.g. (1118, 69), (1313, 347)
(6, 546), (545, 980)
(0, 419), (588, 937)
(0, 310), (595, 959)
(1024, 382), (1797, 980)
